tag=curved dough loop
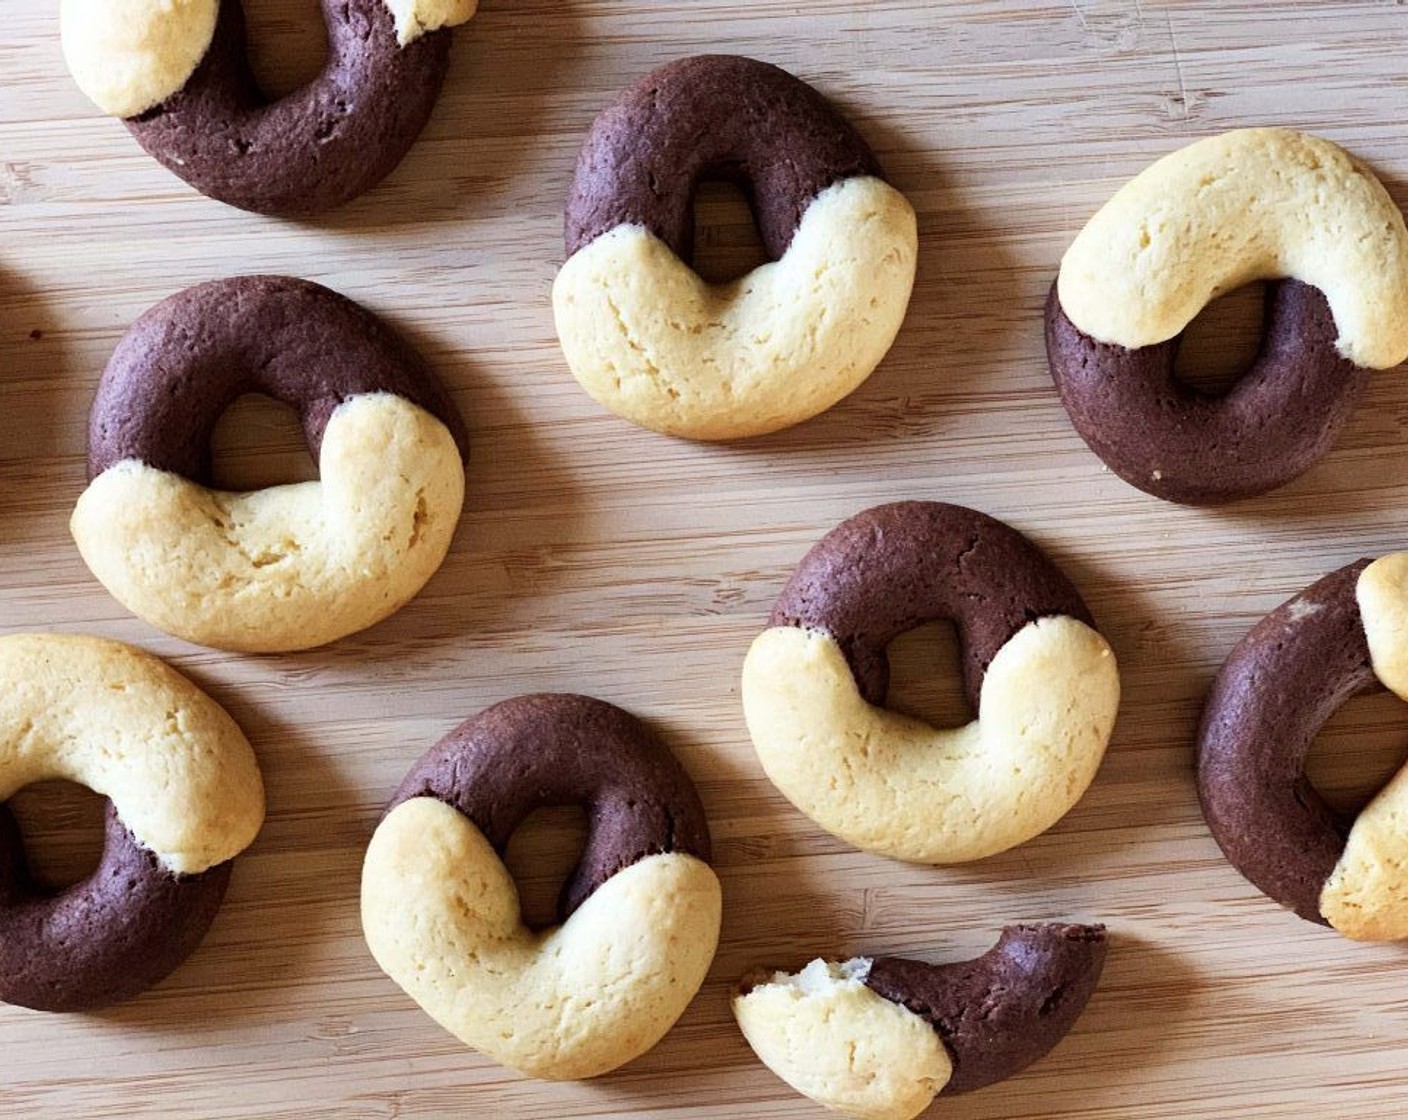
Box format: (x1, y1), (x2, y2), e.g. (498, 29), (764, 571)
(361, 797), (722, 1080)
(742, 616), (1119, 863)
(553, 176), (918, 440)
(0, 633), (263, 874)
(1057, 128), (1408, 369)
(733, 959), (952, 1120)
(71, 393), (464, 653)
(1322, 555), (1408, 940)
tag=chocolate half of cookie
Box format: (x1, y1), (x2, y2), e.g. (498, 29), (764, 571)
(0, 802), (232, 1012)
(1046, 279), (1367, 505)
(88, 275), (469, 485)
(769, 500), (1095, 708)
(387, 693), (712, 920)
(564, 54), (882, 263)
(864, 924), (1108, 1093)
(1196, 560), (1376, 924)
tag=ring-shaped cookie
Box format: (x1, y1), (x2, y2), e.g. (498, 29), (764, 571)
(733, 924), (1107, 1120)
(1198, 553), (1408, 940)
(70, 275), (469, 653)
(0, 634), (264, 1011)
(361, 694), (722, 1080)
(1046, 128), (1408, 505)
(553, 55), (918, 440)
(742, 501), (1120, 863)
(61, 0), (478, 215)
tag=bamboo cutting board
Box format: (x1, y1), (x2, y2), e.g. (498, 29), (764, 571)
(5, 2), (1408, 1117)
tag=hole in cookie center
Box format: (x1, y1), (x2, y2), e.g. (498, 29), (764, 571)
(242, 0), (331, 99)
(7, 781), (108, 892)
(502, 805), (589, 932)
(1173, 282), (1269, 397)
(885, 621), (976, 730)
(210, 395), (318, 491)
(1305, 689), (1408, 819)
(692, 180), (770, 285)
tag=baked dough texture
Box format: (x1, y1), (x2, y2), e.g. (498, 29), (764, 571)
(71, 393), (464, 653)
(62, 0), (477, 117)
(733, 958), (952, 1120)
(361, 797), (722, 1080)
(1057, 128), (1408, 369)
(552, 176), (918, 440)
(742, 617), (1119, 863)
(1320, 766), (1408, 941)
(0, 633), (263, 875)
(1320, 554), (1408, 939)
(61, 0), (218, 118)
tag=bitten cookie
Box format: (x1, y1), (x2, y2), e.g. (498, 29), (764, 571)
(61, 0), (477, 214)
(1198, 554), (1408, 940)
(1046, 128), (1408, 504)
(361, 694), (722, 1080)
(553, 55), (918, 440)
(70, 275), (468, 654)
(0, 633), (264, 1011)
(734, 925), (1107, 1120)
(742, 502), (1120, 863)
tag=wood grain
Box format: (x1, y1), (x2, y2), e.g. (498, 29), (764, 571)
(5, 2), (1408, 1117)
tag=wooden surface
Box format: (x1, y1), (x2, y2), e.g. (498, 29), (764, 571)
(5, 2), (1408, 1116)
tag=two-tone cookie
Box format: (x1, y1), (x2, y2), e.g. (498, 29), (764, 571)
(554, 55), (917, 440)
(742, 502), (1120, 864)
(71, 276), (469, 653)
(1047, 128), (1408, 504)
(0, 634), (264, 1011)
(61, 0), (478, 214)
(734, 925), (1107, 1120)
(361, 694), (721, 1080)
(1199, 554), (1408, 940)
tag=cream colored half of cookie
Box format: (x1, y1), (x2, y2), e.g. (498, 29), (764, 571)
(552, 176), (917, 440)
(742, 616), (1119, 863)
(733, 959), (951, 1120)
(71, 393), (464, 654)
(1321, 554), (1408, 939)
(61, 0), (218, 118)
(382, 0), (478, 45)
(0, 633), (263, 875)
(1358, 553), (1408, 698)
(361, 797), (722, 1080)
(1058, 128), (1408, 369)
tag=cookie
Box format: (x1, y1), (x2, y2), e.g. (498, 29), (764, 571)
(61, 0), (477, 215)
(1046, 128), (1408, 504)
(553, 55), (917, 440)
(0, 634), (264, 1011)
(1198, 554), (1408, 940)
(70, 275), (468, 653)
(742, 501), (1120, 863)
(734, 925), (1107, 1120)
(361, 694), (721, 1080)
